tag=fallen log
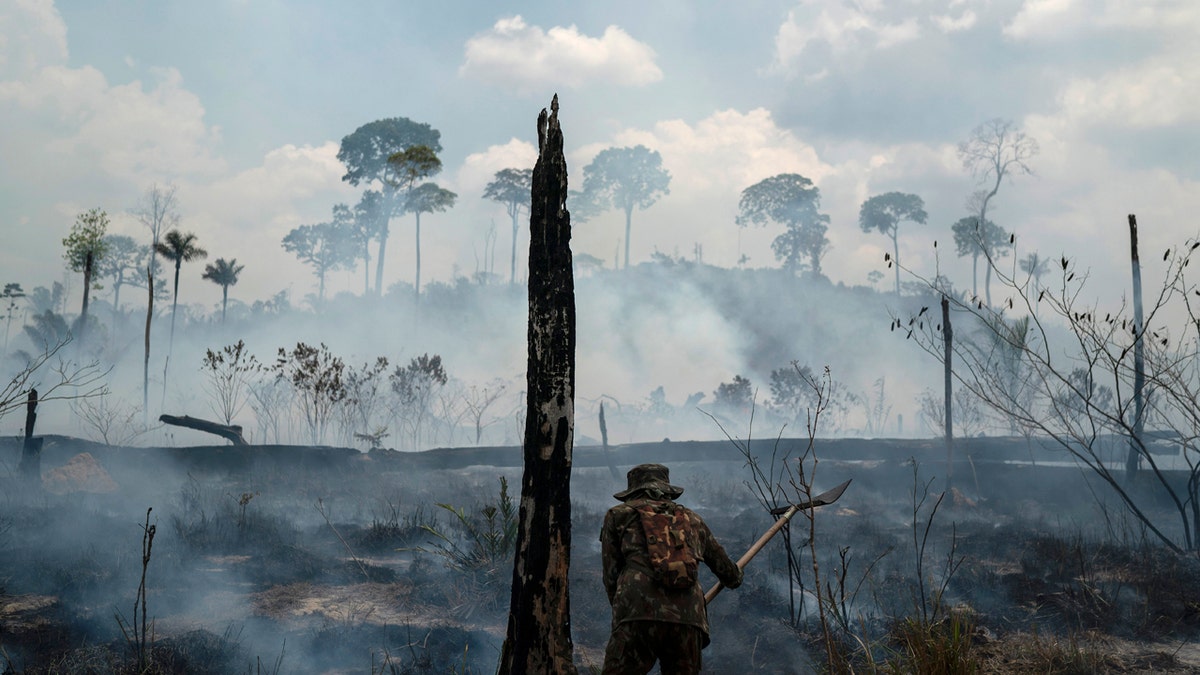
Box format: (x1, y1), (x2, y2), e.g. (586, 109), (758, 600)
(159, 414), (247, 445)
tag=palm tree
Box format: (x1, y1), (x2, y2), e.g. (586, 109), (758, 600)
(1019, 252), (1052, 299)
(154, 229), (207, 360)
(202, 258), (245, 323)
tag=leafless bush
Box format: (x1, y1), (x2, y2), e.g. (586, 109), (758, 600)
(917, 388), (986, 439)
(72, 391), (146, 446)
(201, 339), (258, 425)
(895, 231), (1200, 552)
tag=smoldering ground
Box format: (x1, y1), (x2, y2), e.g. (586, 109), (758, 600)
(4, 435), (1200, 673)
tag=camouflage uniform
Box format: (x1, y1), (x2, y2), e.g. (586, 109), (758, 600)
(601, 464), (743, 675)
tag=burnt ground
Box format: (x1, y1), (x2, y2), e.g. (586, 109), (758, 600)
(1, 436), (1200, 673)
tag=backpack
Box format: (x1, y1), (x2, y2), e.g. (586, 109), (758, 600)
(633, 500), (699, 589)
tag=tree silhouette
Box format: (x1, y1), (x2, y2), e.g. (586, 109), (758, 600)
(282, 208), (355, 307)
(62, 208), (110, 344)
(958, 118), (1037, 299)
(1, 283), (25, 356)
(96, 235), (140, 313)
(131, 184), (181, 281)
(1019, 251), (1052, 299)
(387, 145), (456, 301)
(154, 229), (207, 361)
(736, 173), (830, 278)
(859, 192), (928, 294)
(350, 191), (385, 295)
(574, 145), (670, 269)
(338, 118), (441, 296)
(951, 216), (1010, 306)
(202, 258), (245, 323)
(484, 168), (533, 284)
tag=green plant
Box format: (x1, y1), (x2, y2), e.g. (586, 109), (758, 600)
(417, 476), (517, 575)
(884, 610), (979, 675)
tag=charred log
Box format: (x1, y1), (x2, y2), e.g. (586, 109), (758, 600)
(159, 414), (248, 446)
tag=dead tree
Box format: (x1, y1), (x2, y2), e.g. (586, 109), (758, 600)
(498, 95), (578, 674)
(158, 414), (248, 445)
(18, 389), (42, 481)
(143, 266), (153, 423)
(599, 401), (620, 481)
(942, 295), (953, 488)
(1127, 214), (1145, 483)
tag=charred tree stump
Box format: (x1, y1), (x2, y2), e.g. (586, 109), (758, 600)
(943, 295), (953, 489)
(18, 389), (42, 481)
(158, 414), (248, 445)
(599, 401), (620, 481)
(1127, 214), (1145, 484)
(143, 265), (153, 424)
(498, 95), (578, 675)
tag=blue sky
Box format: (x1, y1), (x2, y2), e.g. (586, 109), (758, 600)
(2, 0), (1197, 311)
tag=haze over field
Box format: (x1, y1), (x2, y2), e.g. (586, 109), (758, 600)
(0, 0), (1197, 444)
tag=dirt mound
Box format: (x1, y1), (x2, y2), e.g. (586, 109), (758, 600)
(42, 452), (119, 494)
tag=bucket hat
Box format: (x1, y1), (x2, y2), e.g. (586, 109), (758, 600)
(613, 463), (684, 501)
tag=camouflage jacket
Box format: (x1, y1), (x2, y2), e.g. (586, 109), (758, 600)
(601, 497), (743, 639)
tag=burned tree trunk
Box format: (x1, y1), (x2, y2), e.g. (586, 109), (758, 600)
(78, 250), (93, 345)
(1127, 214), (1145, 484)
(599, 401), (620, 481)
(159, 414), (248, 445)
(143, 266), (153, 423)
(498, 95), (578, 675)
(943, 295), (953, 489)
(18, 389), (42, 481)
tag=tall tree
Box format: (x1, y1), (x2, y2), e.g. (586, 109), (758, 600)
(405, 182), (457, 302)
(736, 173), (831, 278)
(484, 168), (534, 284)
(351, 191), (385, 295)
(338, 118), (442, 296)
(498, 96), (577, 674)
(154, 229), (207, 362)
(386, 145), (455, 301)
(202, 258), (245, 323)
(95, 234), (146, 318)
(958, 118), (1037, 298)
(574, 145), (670, 269)
(131, 184), (181, 281)
(2, 283), (25, 356)
(1019, 251), (1052, 300)
(858, 192), (928, 294)
(62, 208), (110, 343)
(282, 210), (355, 306)
(951, 215), (1010, 306)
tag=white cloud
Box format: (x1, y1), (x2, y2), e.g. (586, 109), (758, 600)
(452, 137), (537, 199)
(1005, 0), (1200, 131)
(565, 108), (838, 268)
(183, 141), (361, 301)
(1057, 62), (1198, 129)
(1, 60), (225, 184)
(1004, 0), (1081, 39)
(774, 1), (921, 73)
(0, 0), (68, 77)
(459, 15), (662, 92)
(932, 9), (978, 33)
(1006, 0), (1200, 40)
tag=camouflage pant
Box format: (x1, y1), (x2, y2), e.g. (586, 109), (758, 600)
(602, 620), (704, 675)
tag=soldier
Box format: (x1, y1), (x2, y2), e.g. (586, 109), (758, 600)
(601, 463), (743, 674)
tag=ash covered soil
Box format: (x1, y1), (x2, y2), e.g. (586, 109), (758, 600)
(2, 436), (1200, 674)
